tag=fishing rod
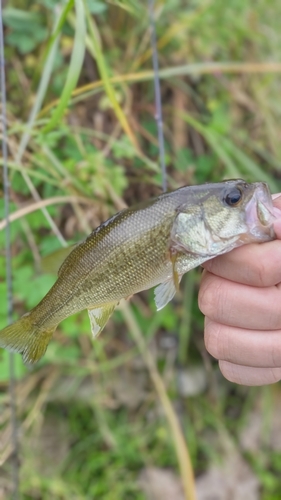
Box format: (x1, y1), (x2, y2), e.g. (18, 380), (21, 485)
(148, 3), (196, 500)
(148, 0), (167, 193)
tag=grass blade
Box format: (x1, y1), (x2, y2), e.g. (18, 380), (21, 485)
(83, 4), (139, 151)
(179, 111), (241, 178)
(43, 0), (86, 133)
(16, 2), (73, 161)
(38, 62), (281, 119)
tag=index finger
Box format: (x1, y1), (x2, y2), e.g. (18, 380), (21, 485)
(202, 240), (281, 287)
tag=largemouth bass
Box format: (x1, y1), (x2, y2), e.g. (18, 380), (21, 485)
(0, 180), (279, 364)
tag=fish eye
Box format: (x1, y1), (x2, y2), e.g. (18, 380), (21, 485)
(224, 187), (242, 207)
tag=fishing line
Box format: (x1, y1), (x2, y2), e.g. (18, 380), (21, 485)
(148, 0), (167, 192)
(0, 2), (20, 498)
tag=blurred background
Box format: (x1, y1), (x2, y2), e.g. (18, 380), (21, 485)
(1, 1), (281, 499)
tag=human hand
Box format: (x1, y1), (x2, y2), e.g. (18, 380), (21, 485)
(198, 195), (281, 386)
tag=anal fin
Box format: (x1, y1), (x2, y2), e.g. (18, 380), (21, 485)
(88, 303), (118, 338)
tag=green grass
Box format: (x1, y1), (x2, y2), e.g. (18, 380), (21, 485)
(1, 0), (281, 499)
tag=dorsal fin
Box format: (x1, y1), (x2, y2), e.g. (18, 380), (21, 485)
(41, 244), (78, 275)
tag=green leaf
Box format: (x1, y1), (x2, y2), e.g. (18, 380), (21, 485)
(13, 266), (55, 309)
(3, 8), (41, 29)
(3, 7), (48, 54)
(86, 0), (107, 14)
(174, 148), (194, 173)
(6, 33), (38, 54)
(38, 0), (61, 8)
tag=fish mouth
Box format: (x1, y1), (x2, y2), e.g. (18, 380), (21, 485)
(246, 183), (272, 225)
(257, 200), (275, 226)
(245, 182), (281, 241)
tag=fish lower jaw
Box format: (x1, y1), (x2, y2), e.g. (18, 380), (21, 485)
(249, 226), (275, 241)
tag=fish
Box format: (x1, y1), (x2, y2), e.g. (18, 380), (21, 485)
(0, 179), (279, 364)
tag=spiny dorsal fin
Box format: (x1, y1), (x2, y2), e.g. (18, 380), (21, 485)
(41, 244), (78, 275)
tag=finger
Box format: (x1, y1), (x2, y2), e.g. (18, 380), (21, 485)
(218, 360), (281, 386)
(199, 271), (281, 330)
(202, 240), (281, 287)
(273, 193), (281, 208)
(204, 318), (281, 368)
(273, 219), (281, 239)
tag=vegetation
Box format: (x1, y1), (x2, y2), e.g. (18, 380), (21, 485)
(1, 0), (281, 498)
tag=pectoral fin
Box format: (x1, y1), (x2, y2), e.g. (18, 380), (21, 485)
(87, 303), (118, 338)
(154, 280), (178, 311)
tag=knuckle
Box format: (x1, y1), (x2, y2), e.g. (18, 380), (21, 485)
(204, 319), (221, 359)
(271, 337), (281, 368)
(253, 254), (269, 287)
(267, 302), (281, 330)
(198, 273), (224, 318)
(204, 320), (232, 362)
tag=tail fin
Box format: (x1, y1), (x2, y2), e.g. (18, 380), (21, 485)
(0, 313), (55, 364)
